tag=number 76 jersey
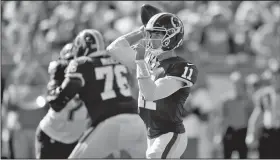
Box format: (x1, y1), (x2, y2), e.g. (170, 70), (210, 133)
(138, 56), (198, 139)
(65, 55), (137, 127)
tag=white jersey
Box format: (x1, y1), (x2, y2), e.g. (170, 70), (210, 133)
(39, 98), (90, 144)
(253, 86), (280, 128)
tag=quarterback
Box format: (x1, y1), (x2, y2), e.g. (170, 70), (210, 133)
(107, 12), (198, 158)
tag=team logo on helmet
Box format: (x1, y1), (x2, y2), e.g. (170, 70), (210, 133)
(171, 17), (180, 28)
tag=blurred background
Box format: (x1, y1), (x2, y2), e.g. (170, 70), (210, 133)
(1, 1), (280, 159)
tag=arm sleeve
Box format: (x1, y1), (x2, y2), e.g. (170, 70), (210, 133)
(106, 37), (138, 70)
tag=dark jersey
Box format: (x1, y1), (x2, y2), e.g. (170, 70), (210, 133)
(65, 55), (137, 127)
(138, 56), (198, 138)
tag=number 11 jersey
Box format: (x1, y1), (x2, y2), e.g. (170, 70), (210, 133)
(138, 56), (198, 139)
(65, 54), (138, 127)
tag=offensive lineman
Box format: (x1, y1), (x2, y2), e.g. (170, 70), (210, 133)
(35, 43), (90, 159)
(47, 29), (147, 158)
(107, 12), (198, 158)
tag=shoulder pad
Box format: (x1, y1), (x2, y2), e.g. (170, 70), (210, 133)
(48, 61), (59, 74)
(75, 56), (93, 64)
(67, 60), (79, 73)
(48, 60), (69, 74)
(66, 56), (92, 73)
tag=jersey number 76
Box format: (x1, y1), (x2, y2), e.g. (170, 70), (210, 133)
(95, 65), (131, 100)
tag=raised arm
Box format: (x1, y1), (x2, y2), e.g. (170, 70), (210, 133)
(106, 26), (146, 70)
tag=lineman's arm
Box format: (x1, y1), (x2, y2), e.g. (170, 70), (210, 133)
(47, 58), (90, 112)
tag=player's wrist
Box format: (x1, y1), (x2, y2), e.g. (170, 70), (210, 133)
(122, 27), (145, 46)
(135, 60), (150, 79)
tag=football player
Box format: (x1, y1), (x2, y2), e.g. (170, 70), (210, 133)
(47, 29), (147, 158)
(107, 13), (198, 159)
(246, 59), (280, 158)
(35, 43), (90, 159)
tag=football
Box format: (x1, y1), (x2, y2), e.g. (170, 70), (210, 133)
(140, 4), (162, 26)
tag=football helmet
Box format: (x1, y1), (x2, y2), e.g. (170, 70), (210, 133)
(72, 29), (105, 57)
(59, 43), (74, 60)
(144, 12), (184, 57)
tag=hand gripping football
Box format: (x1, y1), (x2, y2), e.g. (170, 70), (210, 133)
(140, 4), (162, 26)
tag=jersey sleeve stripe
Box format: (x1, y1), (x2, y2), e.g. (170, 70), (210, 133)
(166, 76), (193, 87)
(65, 73), (85, 87)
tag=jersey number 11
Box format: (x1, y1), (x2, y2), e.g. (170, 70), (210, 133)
(182, 66), (193, 81)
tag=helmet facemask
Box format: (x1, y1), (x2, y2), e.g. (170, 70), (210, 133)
(144, 24), (182, 58)
(144, 28), (165, 58)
